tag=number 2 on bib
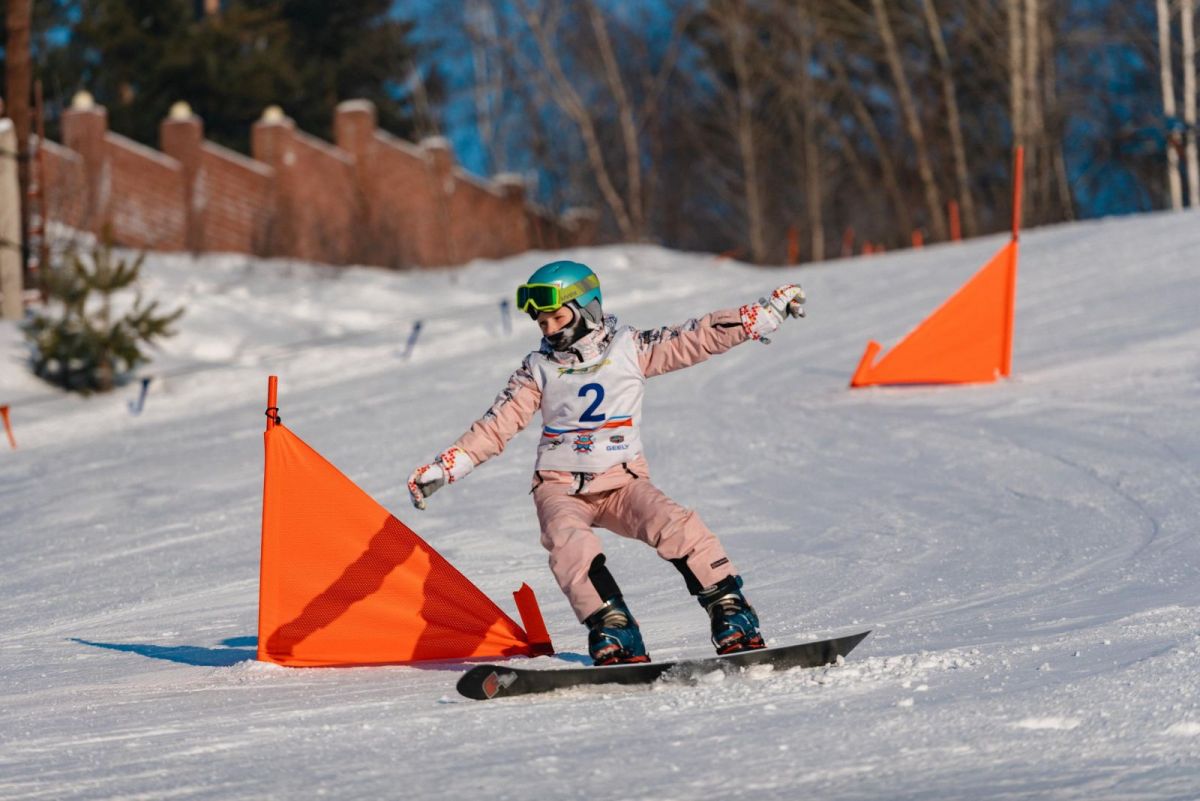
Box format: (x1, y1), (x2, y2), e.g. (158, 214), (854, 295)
(578, 383), (606, 423)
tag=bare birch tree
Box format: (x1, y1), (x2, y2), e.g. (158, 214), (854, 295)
(921, 0), (977, 237)
(1008, 0), (1026, 226)
(871, 0), (947, 240)
(1023, 0), (1044, 221)
(797, 3), (824, 262)
(822, 27), (914, 242)
(515, 0), (645, 239)
(707, 0), (768, 262)
(1183, 0), (1199, 206)
(1158, 0), (1186, 209)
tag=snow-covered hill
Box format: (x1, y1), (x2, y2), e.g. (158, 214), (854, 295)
(2, 211), (1198, 799)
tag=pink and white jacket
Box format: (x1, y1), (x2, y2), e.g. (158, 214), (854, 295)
(450, 308), (753, 493)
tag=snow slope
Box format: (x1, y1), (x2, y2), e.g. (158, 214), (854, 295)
(1, 211), (1198, 800)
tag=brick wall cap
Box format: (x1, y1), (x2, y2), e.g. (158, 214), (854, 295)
(201, 140), (274, 178)
(70, 90), (96, 111)
(563, 207), (600, 223)
(108, 130), (183, 171)
(336, 99), (377, 115)
(374, 128), (426, 159)
(454, 166), (502, 198)
(493, 172), (526, 188)
(291, 128), (355, 166)
(258, 105), (291, 126)
(419, 136), (452, 153)
(38, 137), (83, 162)
(167, 101), (196, 121)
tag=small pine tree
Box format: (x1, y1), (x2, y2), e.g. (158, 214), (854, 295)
(24, 239), (184, 393)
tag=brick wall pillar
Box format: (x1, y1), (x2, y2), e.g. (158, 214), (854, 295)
(61, 98), (109, 234)
(333, 99), (376, 160)
(495, 173), (530, 254)
(420, 136), (455, 266)
(159, 103), (204, 251)
(334, 100), (378, 265)
(564, 207), (599, 247)
(251, 110), (296, 257)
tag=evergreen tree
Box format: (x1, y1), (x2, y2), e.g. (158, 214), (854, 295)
(9, 1), (432, 152)
(24, 238), (184, 393)
(241, 0), (434, 140)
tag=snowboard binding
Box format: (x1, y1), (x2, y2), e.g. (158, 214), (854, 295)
(698, 575), (766, 655)
(585, 596), (651, 666)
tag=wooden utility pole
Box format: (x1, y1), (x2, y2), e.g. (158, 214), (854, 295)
(1, 112), (23, 319)
(5, 0), (33, 270)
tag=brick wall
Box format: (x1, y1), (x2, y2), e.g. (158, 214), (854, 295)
(44, 98), (594, 268)
(38, 139), (87, 231)
(62, 105), (187, 250)
(161, 113), (275, 255)
(104, 133), (187, 250)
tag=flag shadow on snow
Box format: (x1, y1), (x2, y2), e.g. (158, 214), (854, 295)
(71, 637), (258, 667)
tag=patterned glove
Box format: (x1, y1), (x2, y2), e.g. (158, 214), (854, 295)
(407, 446), (475, 510)
(740, 283), (806, 344)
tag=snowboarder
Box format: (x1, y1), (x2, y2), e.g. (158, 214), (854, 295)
(407, 260), (805, 665)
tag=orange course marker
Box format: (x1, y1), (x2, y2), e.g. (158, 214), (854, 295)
(0, 405), (15, 449)
(258, 377), (547, 666)
(850, 147), (1022, 388)
(849, 240), (1019, 387)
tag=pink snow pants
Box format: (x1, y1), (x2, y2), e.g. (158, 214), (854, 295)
(533, 473), (736, 622)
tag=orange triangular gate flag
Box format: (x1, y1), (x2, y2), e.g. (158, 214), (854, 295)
(258, 424), (541, 666)
(850, 239), (1019, 387)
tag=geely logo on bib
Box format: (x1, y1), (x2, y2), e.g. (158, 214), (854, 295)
(557, 359), (612, 377)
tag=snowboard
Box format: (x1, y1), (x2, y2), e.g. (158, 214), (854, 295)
(456, 630), (870, 700)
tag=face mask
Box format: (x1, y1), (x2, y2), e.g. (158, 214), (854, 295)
(546, 305), (589, 350)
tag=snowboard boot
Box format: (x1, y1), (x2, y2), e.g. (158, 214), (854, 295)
(698, 575), (766, 655)
(585, 596), (651, 666)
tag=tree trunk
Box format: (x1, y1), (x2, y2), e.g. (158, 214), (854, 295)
(517, 0), (637, 240)
(921, 0), (977, 237)
(723, 3), (767, 263)
(826, 49), (913, 241)
(1023, 0), (1044, 223)
(1157, 0), (1184, 210)
(1008, 0), (1027, 226)
(871, 0), (947, 240)
(1183, 0), (1199, 206)
(1042, 12), (1075, 221)
(5, 0), (32, 272)
(585, 1), (645, 239)
(797, 4), (824, 261)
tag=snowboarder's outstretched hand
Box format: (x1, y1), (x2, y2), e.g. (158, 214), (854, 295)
(406, 446), (474, 510)
(740, 283), (806, 344)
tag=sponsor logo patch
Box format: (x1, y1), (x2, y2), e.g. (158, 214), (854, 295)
(710, 557), (730, 570)
(573, 433), (596, 453)
(557, 359), (612, 377)
(481, 670), (518, 699)
(610, 435), (625, 444)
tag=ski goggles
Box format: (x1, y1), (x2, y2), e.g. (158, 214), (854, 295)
(515, 274), (599, 318)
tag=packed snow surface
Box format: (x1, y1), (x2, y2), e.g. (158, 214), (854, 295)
(1, 211), (1198, 799)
